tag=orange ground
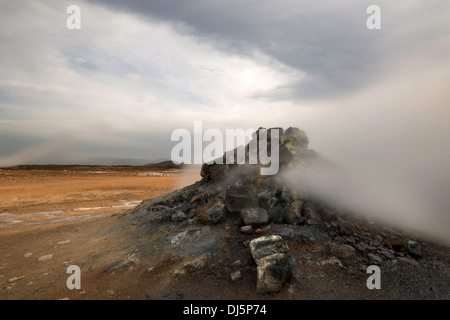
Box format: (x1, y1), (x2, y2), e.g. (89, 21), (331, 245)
(0, 166), (200, 299)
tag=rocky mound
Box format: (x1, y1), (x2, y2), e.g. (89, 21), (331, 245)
(122, 127), (440, 296)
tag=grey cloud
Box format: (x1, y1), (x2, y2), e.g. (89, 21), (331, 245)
(88, 0), (448, 99)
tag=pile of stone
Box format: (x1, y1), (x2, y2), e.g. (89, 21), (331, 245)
(129, 127), (423, 294)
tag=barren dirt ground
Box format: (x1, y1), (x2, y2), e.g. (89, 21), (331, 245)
(0, 166), (199, 299)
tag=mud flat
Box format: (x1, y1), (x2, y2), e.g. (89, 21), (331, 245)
(0, 165), (199, 299)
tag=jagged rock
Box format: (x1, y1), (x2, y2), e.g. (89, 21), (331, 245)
(355, 241), (370, 251)
(281, 127), (309, 152)
(294, 226), (330, 243)
(208, 164), (230, 182)
(398, 256), (420, 266)
(171, 211), (187, 222)
(343, 236), (356, 245)
(240, 207), (269, 226)
(407, 240), (422, 258)
(119, 125), (445, 298)
(234, 165), (260, 184)
(284, 201), (305, 225)
(249, 235), (289, 262)
(269, 205), (286, 224)
(257, 189), (277, 212)
(146, 205), (174, 223)
(303, 202), (321, 225)
(195, 198), (225, 224)
(336, 217), (353, 236)
(279, 145), (293, 166)
(200, 163), (209, 177)
(256, 253), (292, 293)
(278, 227), (295, 239)
(319, 206), (336, 221)
(367, 253), (383, 264)
(380, 250), (396, 260)
(225, 185), (258, 213)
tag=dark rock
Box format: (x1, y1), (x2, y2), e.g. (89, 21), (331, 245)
(319, 207), (336, 222)
(303, 202), (321, 224)
(336, 217), (354, 236)
(367, 253), (382, 264)
(208, 164), (230, 182)
(225, 185), (258, 213)
(370, 240), (381, 247)
(294, 226), (330, 244)
(281, 127), (309, 151)
(278, 227), (295, 239)
(333, 236), (344, 244)
(380, 250), (395, 260)
(195, 198), (225, 224)
(269, 205), (286, 224)
(279, 145), (293, 165)
(257, 189), (278, 212)
(235, 165), (261, 184)
(284, 201), (305, 225)
(355, 241), (369, 252)
(398, 256), (420, 266)
(256, 253), (292, 293)
(343, 236), (356, 245)
(146, 205), (174, 223)
(279, 188), (295, 204)
(200, 163), (209, 177)
(231, 260), (242, 269)
(407, 240), (422, 258)
(171, 211), (187, 222)
(240, 207), (269, 226)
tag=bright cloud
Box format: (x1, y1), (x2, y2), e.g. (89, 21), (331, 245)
(0, 0), (301, 165)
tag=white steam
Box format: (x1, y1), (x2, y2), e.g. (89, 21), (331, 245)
(283, 49), (450, 244)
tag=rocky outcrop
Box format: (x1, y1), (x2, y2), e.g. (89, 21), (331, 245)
(125, 127), (426, 295)
(240, 207), (269, 227)
(195, 198), (225, 224)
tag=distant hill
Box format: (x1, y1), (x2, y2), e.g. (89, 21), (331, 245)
(144, 160), (184, 168)
(78, 157), (152, 166)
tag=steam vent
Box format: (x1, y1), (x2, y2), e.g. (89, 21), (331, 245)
(122, 127), (444, 297)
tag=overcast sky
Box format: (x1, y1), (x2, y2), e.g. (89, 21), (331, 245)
(0, 0), (449, 166)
